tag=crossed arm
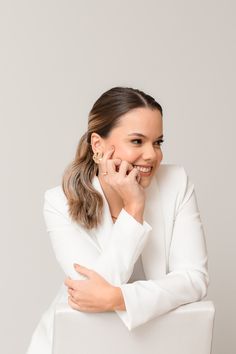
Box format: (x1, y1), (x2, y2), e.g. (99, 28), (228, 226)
(65, 263), (126, 312)
(43, 191), (152, 312)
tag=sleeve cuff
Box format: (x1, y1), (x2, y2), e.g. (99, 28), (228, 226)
(115, 283), (135, 331)
(116, 208), (152, 234)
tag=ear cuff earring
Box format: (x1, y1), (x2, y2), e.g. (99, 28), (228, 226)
(92, 151), (104, 164)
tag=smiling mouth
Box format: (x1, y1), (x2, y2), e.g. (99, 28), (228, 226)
(133, 165), (153, 173)
(115, 165), (154, 174)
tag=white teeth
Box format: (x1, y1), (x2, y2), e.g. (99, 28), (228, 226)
(134, 165), (152, 172)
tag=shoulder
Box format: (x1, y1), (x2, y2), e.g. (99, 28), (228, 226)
(155, 163), (190, 186)
(44, 185), (69, 215)
(155, 163), (194, 204)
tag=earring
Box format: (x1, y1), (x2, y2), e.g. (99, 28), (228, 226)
(92, 151), (104, 164)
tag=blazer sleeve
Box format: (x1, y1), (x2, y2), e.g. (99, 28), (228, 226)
(116, 166), (210, 331)
(43, 190), (152, 286)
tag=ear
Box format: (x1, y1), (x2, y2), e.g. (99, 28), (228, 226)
(90, 132), (105, 154)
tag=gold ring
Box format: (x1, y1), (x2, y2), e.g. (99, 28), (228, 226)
(102, 172), (108, 176)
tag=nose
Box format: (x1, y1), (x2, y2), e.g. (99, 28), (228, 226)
(142, 143), (160, 162)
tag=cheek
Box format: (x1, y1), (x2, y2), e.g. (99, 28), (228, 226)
(157, 149), (163, 161)
(114, 146), (139, 161)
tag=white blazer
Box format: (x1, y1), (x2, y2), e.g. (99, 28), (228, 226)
(42, 163), (209, 332)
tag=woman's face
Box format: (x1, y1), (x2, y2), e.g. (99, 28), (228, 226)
(101, 107), (163, 188)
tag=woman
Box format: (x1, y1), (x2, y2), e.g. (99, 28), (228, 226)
(26, 86), (209, 354)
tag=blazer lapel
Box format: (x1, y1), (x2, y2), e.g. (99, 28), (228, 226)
(142, 174), (167, 278)
(91, 175), (114, 252)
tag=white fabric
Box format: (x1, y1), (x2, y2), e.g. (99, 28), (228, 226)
(53, 301), (215, 354)
(26, 164), (209, 354)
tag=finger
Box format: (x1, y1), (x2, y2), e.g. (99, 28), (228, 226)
(68, 296), (80, 310)
(104, 145), (115, 159)
(68, 288), (79, 301)
(106, 158), (122, 175)
(74, 264), (93, 279)
(99, 146), (115, 170)
(68, 296), (92, 312)
(127, 166), (141, 181)
(64, 278), (77, 289)
(118, 160), (134, 177)
(67, 288), (74, 296)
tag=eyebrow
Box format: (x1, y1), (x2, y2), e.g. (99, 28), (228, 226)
(128, 133), (164, 139)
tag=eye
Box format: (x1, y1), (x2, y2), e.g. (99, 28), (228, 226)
(131, 138), (165, 146)
(131, 139), (142, 145)
(154, 139), (164, 146)
(156, 139), (164, 145)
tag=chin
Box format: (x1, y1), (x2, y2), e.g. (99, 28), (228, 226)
(140, 176), (152, 188)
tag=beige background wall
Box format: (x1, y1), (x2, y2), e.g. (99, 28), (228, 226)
(0, 1), (235, 353)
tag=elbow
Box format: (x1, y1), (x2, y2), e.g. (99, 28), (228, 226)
(199, 282), (208, 300)
(201, 272), (210, 299)
(190, 269), (210, 300)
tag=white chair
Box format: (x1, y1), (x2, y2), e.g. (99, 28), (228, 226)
(52, 300), (215, 354)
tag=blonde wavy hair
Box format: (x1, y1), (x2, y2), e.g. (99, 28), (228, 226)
(62, 86), (163, 229)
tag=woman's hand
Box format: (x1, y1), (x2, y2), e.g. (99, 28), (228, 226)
(99, 146), (145, 210)
(64, 264), (118, 312)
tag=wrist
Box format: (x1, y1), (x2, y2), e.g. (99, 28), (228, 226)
(123, 205), (144, 224)
(110, 286), (126, 311)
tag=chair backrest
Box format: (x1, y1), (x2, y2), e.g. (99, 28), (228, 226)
(53, 300), (215, 354)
